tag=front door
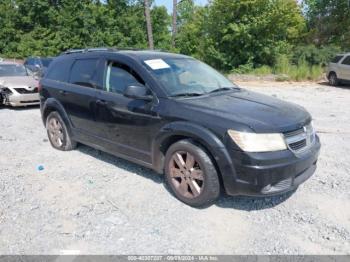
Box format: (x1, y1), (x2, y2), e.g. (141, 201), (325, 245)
(94, 60), (160, 164)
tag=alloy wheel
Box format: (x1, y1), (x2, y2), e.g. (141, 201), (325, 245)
(169, 151), (204, 198)
(48, 117), (64, 147)
(330, 74), (336, 85)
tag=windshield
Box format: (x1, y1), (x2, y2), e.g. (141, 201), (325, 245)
(143, 58), (236, 96)
(0, 64), (28, 77)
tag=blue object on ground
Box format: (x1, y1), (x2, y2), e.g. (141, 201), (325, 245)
(37, 165), (44, 171)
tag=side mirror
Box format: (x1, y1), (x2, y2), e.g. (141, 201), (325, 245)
(32, 65), (41, 72)
(33, 70), (42, 79)
(124, 85), (153, 101)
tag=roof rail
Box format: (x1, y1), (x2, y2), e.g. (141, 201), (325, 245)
(60, 47), (118, 55)
(59, 47), (165, 56)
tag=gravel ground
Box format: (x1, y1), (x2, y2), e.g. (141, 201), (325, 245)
(0, 81), (349, 255)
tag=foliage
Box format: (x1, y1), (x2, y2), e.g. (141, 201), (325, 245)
(291, 44), (341, 66)
(303, 0), (350, 49)
(0, 0), (344, 83)
(275, 55), (324, 81)
(0, 0), (171, 57)
(234, 55), (325, 81)
(175, 6), (208, 58)
(203, 0), (306, 71)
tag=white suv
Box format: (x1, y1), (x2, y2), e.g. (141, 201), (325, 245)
(327, 53), (350, 86)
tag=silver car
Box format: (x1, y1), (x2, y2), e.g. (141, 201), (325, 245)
(0, 62), (39, 107)
(327, 53), (350, 86)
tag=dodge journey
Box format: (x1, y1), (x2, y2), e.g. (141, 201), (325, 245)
(40, 48), (320, 207)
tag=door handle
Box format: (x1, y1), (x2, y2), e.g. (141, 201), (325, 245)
(59, 90), (68, 96)
(96, 99), (107, 106)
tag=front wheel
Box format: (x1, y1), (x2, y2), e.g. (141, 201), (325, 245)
(46, 111), (77, 151)
(164, 139), (220, 207)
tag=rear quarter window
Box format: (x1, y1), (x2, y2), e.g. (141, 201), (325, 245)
(46, 59), (73, 82)
(341, 56), (350, 65)
(69, 59), (98, 88)
(331, 56), (343, 63)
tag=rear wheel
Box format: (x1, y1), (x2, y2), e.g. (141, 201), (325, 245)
(46, 111), (77, 151)
(164, 139), (220, 207)
(329, 72), (339, 86)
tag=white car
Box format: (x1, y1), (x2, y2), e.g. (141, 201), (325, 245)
(0, 62), (39, 107)
(327, 53), (350, 86)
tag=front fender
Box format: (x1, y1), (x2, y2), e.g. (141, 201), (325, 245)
(152, 121), (239, 194)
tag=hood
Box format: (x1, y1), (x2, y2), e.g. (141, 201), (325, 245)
(0, 76), (39, 89)
(176, 89), (311, 133)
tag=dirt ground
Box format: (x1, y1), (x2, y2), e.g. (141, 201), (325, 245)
(0, 81), (349, 255)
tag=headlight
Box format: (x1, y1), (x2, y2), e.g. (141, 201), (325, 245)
(228, 130), (287, 152)
(0, 86), (12, 95)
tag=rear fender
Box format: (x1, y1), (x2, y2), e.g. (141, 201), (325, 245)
(41, 98), (73, 136)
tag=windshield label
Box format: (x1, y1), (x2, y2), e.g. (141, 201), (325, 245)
(144, 59), (170, 70)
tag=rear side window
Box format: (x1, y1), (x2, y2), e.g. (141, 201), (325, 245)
(46, 59), (72, 82)
(105, 62), (144, 94)
(341, 56), (350, 65)
(331, 56), (343, 63)
(69, 59), (98, 88)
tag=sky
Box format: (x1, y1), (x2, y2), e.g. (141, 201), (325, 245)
(154, 0), (208, 13)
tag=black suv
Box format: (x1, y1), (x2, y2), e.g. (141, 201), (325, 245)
(40, 48), (320, 207)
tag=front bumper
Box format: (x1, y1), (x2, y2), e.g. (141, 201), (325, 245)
(4, 92), (40, 107)
(222, 135), (321, 196)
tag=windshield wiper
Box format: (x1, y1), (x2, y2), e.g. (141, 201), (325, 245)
(208, 87), (236, 94)
(170, 92), (204, 98)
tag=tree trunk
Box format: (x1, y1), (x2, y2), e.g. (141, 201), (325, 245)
(144, 0), (154, 50)
(172, 0), (177, 48)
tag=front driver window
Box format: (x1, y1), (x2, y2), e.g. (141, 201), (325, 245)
(105, 62), (144, 94)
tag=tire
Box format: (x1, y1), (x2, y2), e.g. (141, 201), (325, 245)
(46, 111), (77, 151)
(329, 72), (339, 86)
(164, 139), (220, 207)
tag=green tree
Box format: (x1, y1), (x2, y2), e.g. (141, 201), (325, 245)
(204, 0), (306, 71)
(151, 6), (171, 50)
(0, 0), (21, 57)
(176, 5), (208, 59)
(304, 0), (350, 48)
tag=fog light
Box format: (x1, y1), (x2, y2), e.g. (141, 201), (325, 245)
(261, 184), (272, 193)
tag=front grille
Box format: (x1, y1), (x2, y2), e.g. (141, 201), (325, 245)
(284, 124), (314, 153)
(15, 87), (38, 94)
(289, 139), (307, 151)
(284, 128), (304, 138)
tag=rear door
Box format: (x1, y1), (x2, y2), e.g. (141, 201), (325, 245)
(59, 58), (100, 136)
(94, 59), (161, 163)
(338, 56), (350, 80)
